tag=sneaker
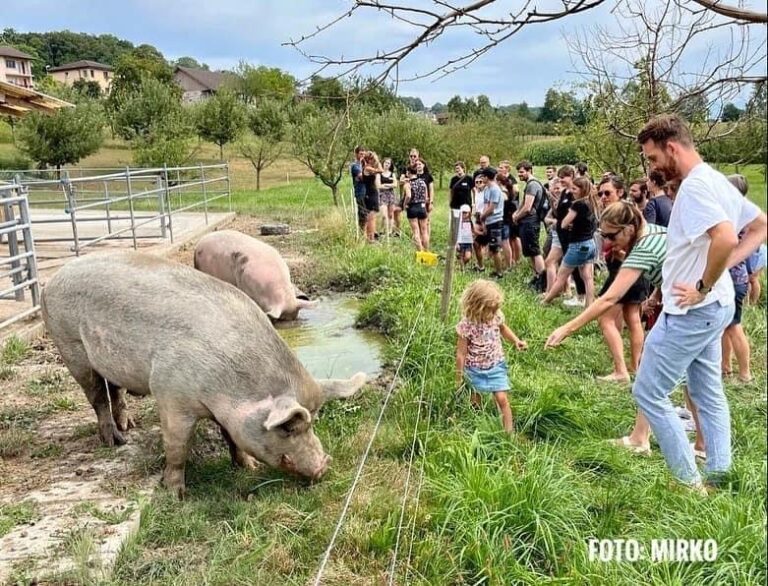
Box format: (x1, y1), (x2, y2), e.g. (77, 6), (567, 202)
(492, 272), (504, 280)
(563, 297), (586, 308)
(472, 266), (486, 273)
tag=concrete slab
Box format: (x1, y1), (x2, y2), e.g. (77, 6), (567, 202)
(0, 208), (235, 343)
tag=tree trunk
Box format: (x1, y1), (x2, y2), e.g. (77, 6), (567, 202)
(256, 167), (261, 191)
(219, 143), (224, 161)
(331, 184), (339, 206)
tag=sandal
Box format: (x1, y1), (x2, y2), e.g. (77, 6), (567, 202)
(690, 442), (707, 461)
(611, 436), (651, 456)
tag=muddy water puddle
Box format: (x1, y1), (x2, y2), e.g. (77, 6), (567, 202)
(275, 296), (384, 379)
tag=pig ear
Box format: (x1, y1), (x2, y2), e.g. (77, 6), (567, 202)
(263, 397), (312, 431)
(317, 372), (367, 402)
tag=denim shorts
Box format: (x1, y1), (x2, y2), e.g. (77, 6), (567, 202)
(731, 282), (748, 326)
(487, 221), (504, 253)
(465, 360), (510, 392)
(562, 238), (596, 267)
(457, 243), (473, 253)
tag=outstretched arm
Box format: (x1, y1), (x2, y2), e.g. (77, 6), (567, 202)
(546, 267), (643, 347)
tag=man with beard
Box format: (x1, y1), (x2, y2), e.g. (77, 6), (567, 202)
(628, 179), (649, 214)
(632, 114), (766, 492)
(643, 170), (674, 227)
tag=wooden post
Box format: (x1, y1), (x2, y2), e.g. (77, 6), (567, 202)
(440, 210), (458, 322)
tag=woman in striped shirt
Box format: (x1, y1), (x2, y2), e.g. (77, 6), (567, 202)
(545, 201), (680, 455)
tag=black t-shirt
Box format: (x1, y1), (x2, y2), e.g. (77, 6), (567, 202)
(449, 174), (473, 209)
(497, 175), (518, 225)
(555, 189), (574, 246)
(568, 200), (596, 242)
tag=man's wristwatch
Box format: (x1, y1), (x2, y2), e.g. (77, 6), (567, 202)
(695, 279), (712, 295)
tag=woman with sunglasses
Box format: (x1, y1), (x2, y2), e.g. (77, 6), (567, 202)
(593, 176), (650, 382)
(545, 201), (671, 454)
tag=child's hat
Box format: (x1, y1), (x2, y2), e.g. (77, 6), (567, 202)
(460, 204), (471, 212)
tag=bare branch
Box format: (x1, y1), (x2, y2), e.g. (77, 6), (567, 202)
(689, 0), (767, 23)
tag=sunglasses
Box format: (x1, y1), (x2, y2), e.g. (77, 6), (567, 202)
(600, 228), (623, 241)
(598, 190), (612, 198)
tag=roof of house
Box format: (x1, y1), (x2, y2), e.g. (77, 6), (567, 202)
(174, 66), (232, 92)
(0, 46), (34, 59)
(0, 79), (74, 117)
(48, 60), (113, 72)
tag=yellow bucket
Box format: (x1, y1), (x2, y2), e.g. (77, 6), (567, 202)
(416, 251), (439, 267)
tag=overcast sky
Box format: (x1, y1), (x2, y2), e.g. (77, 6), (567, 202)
(3, 0), (765, 107)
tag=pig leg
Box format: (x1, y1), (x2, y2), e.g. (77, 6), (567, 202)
(218, 424), (258, 470)
(107, 384), (136, 432)
(60, 345), (125, 446)
(158, 408), (197, 499)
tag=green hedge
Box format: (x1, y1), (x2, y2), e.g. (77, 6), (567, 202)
(520, 140), (580, 166)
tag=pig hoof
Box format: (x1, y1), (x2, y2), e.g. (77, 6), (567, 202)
(114, 412), (136, 432)
(162, 473), (186, 500)
(235, 451), (259, 470)
(99, 424), (127, 447)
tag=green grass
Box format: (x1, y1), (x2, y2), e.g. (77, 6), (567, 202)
(88, 179), (768, 586)
(714, 163), (767, 210)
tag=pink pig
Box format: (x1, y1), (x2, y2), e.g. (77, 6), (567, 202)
(194, 230), (316, 321)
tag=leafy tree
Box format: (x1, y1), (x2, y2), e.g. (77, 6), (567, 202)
(721, 102), (743, 122)
(516, 101), (531, 120)
(238, 100), (288, 190)
(431, 102), (447, 114)
(132, 123), (196, 168)
(399, 96), (425, 112)
(194, 90), (247, 159)
(539, 88), (586, 124)
(17, 102), (104, 173)
(349, 77), (400, 111)
(72, 79), (102, 99)
(675, 93), (708, 124)
(234, 63), (296, 104)
(108, 48), (174, 104)
(173, 56), (209, 70)
(291, 102), (362, 204)
(113, 76), (184, 140)
(306, 76), (346, 109)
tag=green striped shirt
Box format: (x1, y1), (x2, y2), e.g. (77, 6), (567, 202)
(621, 223), (667, 287)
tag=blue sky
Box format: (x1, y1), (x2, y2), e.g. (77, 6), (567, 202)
(3, 0), (765, 107)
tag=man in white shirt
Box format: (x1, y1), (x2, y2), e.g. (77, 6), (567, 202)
(632, 114), (766, 490)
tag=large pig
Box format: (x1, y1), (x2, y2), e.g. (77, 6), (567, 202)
(193, 230), (316, 321)
(41, 252), (366, 497)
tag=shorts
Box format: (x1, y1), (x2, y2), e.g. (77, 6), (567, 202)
(519, 221), (542, 257)
(464, 360), (510, 393)
(599, 269), (650, 304)
(746, 244), (767, 275)
(486, 221), (504, 253)
(363, 191), (380, 213)
(731, 282), (748, 326)
(502, 224), (510, 240)
(562, 238), (596, 267)
(508, 222), (519, 239)
(551, 230), (562, 249)
(406, 204), (427, 220)
(457, 243), (473, 253)
(379, 189), (396, 207)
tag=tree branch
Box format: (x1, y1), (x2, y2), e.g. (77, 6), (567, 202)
(689, 0), (767, 23)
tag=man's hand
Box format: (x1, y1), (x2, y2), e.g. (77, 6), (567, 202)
(672, 282), (706, 307)
(545, 326), (570, 348)
(515, 340), (528, 351)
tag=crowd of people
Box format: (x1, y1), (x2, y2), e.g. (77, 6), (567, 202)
(352, 113), (767, 493)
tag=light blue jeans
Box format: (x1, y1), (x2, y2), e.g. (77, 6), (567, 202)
(632, 301), (735, 484)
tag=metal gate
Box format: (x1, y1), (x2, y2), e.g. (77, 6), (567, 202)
(0, 180), (41, 329)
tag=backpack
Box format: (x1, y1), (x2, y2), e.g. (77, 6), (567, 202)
(527, 178), (550, 222)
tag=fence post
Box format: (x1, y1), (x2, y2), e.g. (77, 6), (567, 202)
(62, 171), (81, 256)
(440, 210), (459, 322)
(225, 162), (232, 213)
(156, 173), (167, 238)
(16, 184), (40, 308)
(103, 180), (112, 234)
(2, 179), (24, 300)
(163, 165), (174, 244)
(199, 163), (209, 225)
(125, 166), (138, 250)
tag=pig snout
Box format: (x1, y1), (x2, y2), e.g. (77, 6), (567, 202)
(279, 453), (332, 480)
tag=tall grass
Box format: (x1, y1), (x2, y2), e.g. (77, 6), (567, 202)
(88, 181), (768, 585)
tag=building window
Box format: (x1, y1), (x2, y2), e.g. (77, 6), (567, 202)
(19, 61), (26, 74)
(5, 59), (16, 69)
(91, 69), (95, 78)
(103, 71), (109, 80)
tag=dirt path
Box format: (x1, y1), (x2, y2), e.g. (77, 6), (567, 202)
(0, 214), (321, 584)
